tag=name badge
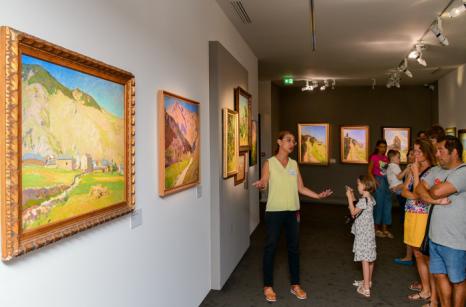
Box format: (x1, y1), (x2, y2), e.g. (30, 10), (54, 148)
(288, 169), (297, 176)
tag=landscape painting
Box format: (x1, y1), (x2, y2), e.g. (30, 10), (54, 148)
(298, 123), (330, 165)
(383, 127), (410, 163)
(235, 152), (247, 185)
(223, 108), (239, 178)
(0, 27), (135, 260)
(21, 54), (126, 231)
(158, 91), (200, 196)
(250, 120), (258, 166)
(235, 87), (251, 151)
(445, 127), (456, 137)
(341, 126), (369, 164)
(459, 129), (466, 162)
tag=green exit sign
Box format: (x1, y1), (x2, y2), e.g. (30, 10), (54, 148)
(283, 77), (294, 85)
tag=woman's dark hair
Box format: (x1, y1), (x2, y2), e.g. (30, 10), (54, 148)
(417, 130), (427, 139)
(414, 138), (437, 166)
(274, 130), (294, 154)
(371, 139), (387, 156)
(358, 175), (375, 193)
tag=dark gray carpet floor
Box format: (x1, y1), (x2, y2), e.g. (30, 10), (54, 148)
(201, 203), (427, 307)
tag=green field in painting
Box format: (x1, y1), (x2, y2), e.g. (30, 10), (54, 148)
(24, 171), (125, 230)
(302, 141), (328, 163)
(22, 165), (81, 189)
(165, 158), (190, 189)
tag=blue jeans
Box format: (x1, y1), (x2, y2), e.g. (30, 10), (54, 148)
(373, 176), (392, 225)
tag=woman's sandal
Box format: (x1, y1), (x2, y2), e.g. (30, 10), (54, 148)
(290, 285), (307, 300)
(408, 281), (422, 292)
(408, 292), (430, 301)
(383, 230), (394, 239)
(263, 287), (277, 302)
(356, 285), (370, 298)
(352, 280), (372, 288)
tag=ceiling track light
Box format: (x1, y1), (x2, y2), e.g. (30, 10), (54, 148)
(398, 58), (413, 78)
(430, 16), (449, 46)
(448, 0), (466, 18)
(408, 43), (427, 66)
(300, 79), (335, 92)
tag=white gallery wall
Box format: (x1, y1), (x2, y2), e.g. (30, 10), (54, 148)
(438, 64), (466, 129)
(0, 1), (258, 307)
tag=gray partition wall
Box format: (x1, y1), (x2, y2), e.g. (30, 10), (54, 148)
(209, 41), (250, 289)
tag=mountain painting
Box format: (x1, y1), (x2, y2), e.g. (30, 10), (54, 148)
(298, 123), (329, 165)
(21, 54), (126, 231)
(159, 91), (200, 196)
(341, 126), (369, 164)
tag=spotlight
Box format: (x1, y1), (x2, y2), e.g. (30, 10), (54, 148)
(301, 80), (313, 91)
(311, 80), (318, 90)
(331, 79), (336, 90)
(408, 44), (427, 66)
(398, 58), (413, 78)
(320, 80), (329, 91)
(386, 72), (400, 88)
(372, 78), (376, 90)
(430, 17), (449, 46)
(448, 0), (466, 18)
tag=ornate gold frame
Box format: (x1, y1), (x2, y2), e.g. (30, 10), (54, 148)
(223, 108), (239, 178)
(0, 27), (136, 261)
(340, 125), (370, 164)
(234, 87), (252, 151)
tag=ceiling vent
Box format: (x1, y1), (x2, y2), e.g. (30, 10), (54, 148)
(230, 1), (252, 24)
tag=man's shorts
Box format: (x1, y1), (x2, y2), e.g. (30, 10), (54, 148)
(430, 239), (466, 283)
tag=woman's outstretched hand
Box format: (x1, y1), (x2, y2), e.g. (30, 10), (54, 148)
(252, 180), (267, 190)
(318, 189), (333, 199)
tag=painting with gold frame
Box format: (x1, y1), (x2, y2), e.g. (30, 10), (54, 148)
(445, 127), (456, 137)
(382, 127), (410, 163)
(298, 123), (330, 165)
(234, 87), (252, 151)
(459, 129), (466, 163)
(234, 151), (247, 185)
(250, 120), (258, 166)
(158, 91), (200, 197)
(223, 108), (239, 178)
(340, 125), (369, 164)
(0, 27), (135, 260)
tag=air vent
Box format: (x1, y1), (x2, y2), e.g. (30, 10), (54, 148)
(230, 1), (252, 24)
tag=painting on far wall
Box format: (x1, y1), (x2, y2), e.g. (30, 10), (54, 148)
(340, 125), (369, 164)
(298, 123), (330, 166)
(223, 108), (239, 178)
(0, 26), (135, 260)
(383, 127), (411, 163)
(234, 87), (252, 151)
(445, 127), (457, 137)
(235, 151), (248, 185)
(250, 120), (258, 166)
(459, 129), (466, 162)
(158, 91), (200, 197)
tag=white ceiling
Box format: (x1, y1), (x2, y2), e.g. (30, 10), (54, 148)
(216, 0), (466, 86)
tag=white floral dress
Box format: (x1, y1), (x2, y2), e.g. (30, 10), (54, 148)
(351, 197), (377, 262)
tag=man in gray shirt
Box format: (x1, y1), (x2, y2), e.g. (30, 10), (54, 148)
(415, 135), (465, 307)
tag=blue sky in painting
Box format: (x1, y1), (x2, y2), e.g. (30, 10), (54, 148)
(344, 128), (366, 145)
(164, 95), (198, 113)
(22, 54), (124, 118)
(301, 125), (326, 143)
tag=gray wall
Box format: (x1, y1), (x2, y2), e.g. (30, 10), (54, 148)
(209, 41), (250, 289)
(277, 85), (436, 204)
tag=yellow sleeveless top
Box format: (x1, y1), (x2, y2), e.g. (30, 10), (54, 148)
(266, 156), (300, 212)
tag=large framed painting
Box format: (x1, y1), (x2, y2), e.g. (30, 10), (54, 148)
(158, 91), (200, 197)
(0, 27), (135, 260)
(234, 87), (251, 151)
(445, 127), (456, 137)
(340, 125), (369, 164)
(298, 123), (330, 165)
(234, 151), (248, 185)
(459, 129), (466, 162)
(223, 108), (239, 178)
(250, 120), (258, 166)
(383, 127), (411, 163)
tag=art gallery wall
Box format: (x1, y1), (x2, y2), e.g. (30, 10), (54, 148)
(438, 64), (466, 130)
(276, 86), (436, 204)
(0, 1), (257, 307)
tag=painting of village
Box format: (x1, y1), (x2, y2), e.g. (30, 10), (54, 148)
(341, 126), (369, 164)
(235, 87), (251, 151)
(159, 92), (200, 196)
(383, 127), (410, 163)
(298, 123), (329, 165)
(459, 130), (466, 163)
(223, 108), (239, 178)
(21, 54), (126, 232)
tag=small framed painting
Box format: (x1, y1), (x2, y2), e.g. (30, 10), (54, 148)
(459, 129), (466, 163)
(445, 127), (456, 137)
(234, 151), (248, 185)
(382, 127), (411, 163)
(234, 87), (252, 151)
(250, 120), (258, 166)
(158, 91), (200, 197)
(340, 125), (369, 164)
(298, 123), (330, 165)
(223, 108), (239, 178)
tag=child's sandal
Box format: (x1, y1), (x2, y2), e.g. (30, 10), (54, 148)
(356, 285), (370, 298)
(352, 280), (372, 288)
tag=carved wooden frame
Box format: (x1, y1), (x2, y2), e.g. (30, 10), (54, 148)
(223, 108), (239, 178)
(298, 123), (330, 166)
(340, 125), (370, 164)
(234, 87), (252, 151)
(0, 27), (136, 261)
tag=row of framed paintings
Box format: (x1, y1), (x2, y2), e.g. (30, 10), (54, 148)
(298, 124), (411, 165)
